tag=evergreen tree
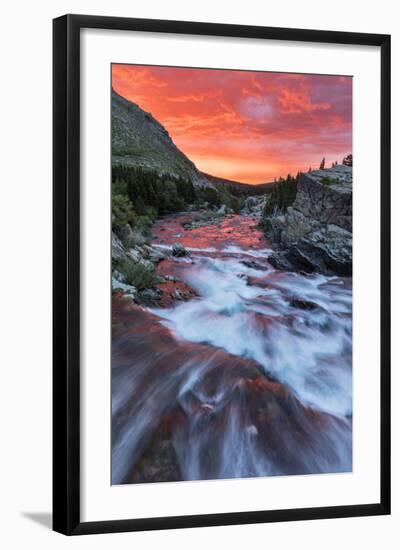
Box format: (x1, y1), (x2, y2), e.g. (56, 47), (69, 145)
(342, 154), (353, 167)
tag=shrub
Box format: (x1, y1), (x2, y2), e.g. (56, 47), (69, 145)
(135, 215), (154, 237)
(195, 187), (221, 207)
(112, 194), (136, 230)
(115, 259), (158, 290)
(121, 228), (147, 248)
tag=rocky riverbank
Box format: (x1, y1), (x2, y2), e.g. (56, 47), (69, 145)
(263, 165), (352, 275)
(112, 227), (197, 307)
(112, 208), (232, 307)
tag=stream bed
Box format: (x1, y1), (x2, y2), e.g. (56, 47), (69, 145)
(112, 213), (352, 484)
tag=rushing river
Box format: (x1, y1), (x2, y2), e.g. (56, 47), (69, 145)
(112, 214), (352, 484)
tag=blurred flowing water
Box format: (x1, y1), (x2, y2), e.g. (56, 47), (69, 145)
(112, 214), (352, 484)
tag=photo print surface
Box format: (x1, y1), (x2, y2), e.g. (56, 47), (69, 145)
(111, 64), (353, 485)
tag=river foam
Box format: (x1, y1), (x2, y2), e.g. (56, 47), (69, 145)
(112, 214), (352, 484)
(151, 246), (352, 417)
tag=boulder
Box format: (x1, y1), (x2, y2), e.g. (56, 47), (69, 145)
(290, 298), (319, 311)
(164, 275), (180, 282)
(217, 204), (227, 215)
(126, 247), (142, 263)
(241, 195), (266, 216)
(172, 243), (190, 258)
(143, 244), (168, 263)
(112, 275), (138, 299)
(138, 288), (163, 305)
(112, 232), (128, 261)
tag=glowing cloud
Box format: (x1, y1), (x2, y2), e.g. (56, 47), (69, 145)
(112, 64), (352, 184)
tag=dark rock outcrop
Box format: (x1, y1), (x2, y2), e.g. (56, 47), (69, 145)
(265, 165), (352, 275)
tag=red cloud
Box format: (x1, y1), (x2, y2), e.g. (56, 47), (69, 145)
(112, 65), (352, 183)
(278, 87), (330, 114)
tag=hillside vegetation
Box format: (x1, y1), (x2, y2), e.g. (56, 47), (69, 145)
(111, 90), (252, 239)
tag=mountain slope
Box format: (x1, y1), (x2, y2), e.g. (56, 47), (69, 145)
(112, 90), (211, 187)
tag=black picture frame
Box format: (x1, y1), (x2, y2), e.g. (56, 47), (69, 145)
(53, 14), (391, 535)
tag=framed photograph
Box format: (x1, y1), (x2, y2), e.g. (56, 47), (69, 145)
(53, 14), (391, 535)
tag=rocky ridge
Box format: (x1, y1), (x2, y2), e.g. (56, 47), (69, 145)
(265, 165), (352, 275)
(112, 90), (212, 188)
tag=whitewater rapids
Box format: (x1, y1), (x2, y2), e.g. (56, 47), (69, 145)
(112, 214), (352, 484)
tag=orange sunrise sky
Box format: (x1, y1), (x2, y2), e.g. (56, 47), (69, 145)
(112, 64), (352, 184)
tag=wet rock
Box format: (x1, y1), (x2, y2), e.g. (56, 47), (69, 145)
(141, 244), (168, 263)
(164, 274), (180, 282)
(268, 252), (295, 271)
(138, 288), (162, 305)
(240, 259), (264, 271)
(269, 232), (352, 276)
(290, 298), (319, 311)
(172, 243), (190, 257)
(155, 280), (198, 307)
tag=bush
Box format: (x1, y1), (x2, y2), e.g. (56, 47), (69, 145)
(112, 194), (136, 229)
(192, 211), (217, 222)
(115, 259), (158, 290)
(120, 227), (147, 248)
(195, 187), (221, 208)
(218, 189), (244, 212)
(135, 215), (154, 237)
